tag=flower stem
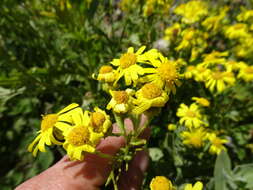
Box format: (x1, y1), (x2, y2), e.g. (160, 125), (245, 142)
(113, 113), (127, 138)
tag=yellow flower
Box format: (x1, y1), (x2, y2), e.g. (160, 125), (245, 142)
(90, 107), (112, 134)
(164, 23), (181, 41)
(201, 51), (228, 67)
(132, 83), (169, 115)
(168, 124), (176, 131)
(111, 46), (147, 86)
(205, 70), (235, 93)
(237, 9), (253, 22)
(174, 0), (208, 24)
(233, 37), (253, 57)
(225, 23), (249, 39)
(207, 133), (228, 155)
(202, 7), (228, 32)
(143, 0), (172, 17)
(176, 28), (208, 57)
(93, 65), (116, 83)
(223, 60), (246, 72)
(176, 103), (203, 128)
(142, 53), (181, 94)
(192, 97), (210, 107)
(150, 176), (173, 190)
(184, 65), (196, 79)
(181, 128), (207, 148)
(28, 103), (80, 156)
(184, 181), (203, 190)
(107, 89), (134, 114)
(62, 109), (103, 160)
(193, 64), (211, 82)
(238, 64), (253, 82)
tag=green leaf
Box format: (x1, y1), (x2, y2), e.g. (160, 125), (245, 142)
(37, 150), (54, 170)
(214, 151), (233, 190)
(234, 164), (253, 188)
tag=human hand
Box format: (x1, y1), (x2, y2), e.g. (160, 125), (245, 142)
(16, 119), (150, 190)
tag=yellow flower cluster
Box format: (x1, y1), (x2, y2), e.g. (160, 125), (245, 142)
(28, 104), (111, 160)
(162, 0), (253, 95)
(150, 176), (203, 190)
(174, 0), (208, 24)
(120, 0), (173, 17)
(183, 51), (253, 93)
(175, 98), (228, 155)
(94, 46), (182, 115)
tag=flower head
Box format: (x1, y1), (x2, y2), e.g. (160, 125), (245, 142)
(107, 89), (134, 114)
(111, 46), (149, 86)
(192, 97), (210, 107)
(177, 103), (204, 128)
(62, 109), (103, 160)
(132, 83), (169, 115)
(142, 53), (181, 94)
(150, 176), (173, 190)
(184, 181), (203, 190)
(174, 0), (208, 24)
(90, 107), (112, 134)
(205, 70), (235, 93)
(28, 103), (80, 156)
(93, 65), (116, 83)
(225, 23), (249, 39)
(181, 128), (207, 148)
(238, 64), (253, 82)
(207, 133), (228, 155)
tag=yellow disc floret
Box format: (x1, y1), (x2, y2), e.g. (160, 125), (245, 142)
(91, 112), (106, 132)
(185, 110), (196, 118)
(114, 91), (129, 104)
(150, 176), (173, 190)
(67, 125), (90, 146)
(99, 65), (113, 74)
(141, 83), (162, 99)
(41, 114), (59, 132)
(120, 53), (137, 69)
(157, 63), (178, 83)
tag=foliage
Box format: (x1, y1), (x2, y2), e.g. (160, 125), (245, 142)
(0, 0), (253, 189)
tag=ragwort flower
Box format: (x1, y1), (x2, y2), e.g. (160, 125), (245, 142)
(238, 64), (253, 82)
(111, 46), (147, 86)
(132, 83), (169, 115)
(205, 70), (235, 93)
(150, 176), (173, 190)
(142, 53), (181, 94)
(107, 89), (134, 114)
(207, 133), (228, 155)
(174, 0), (208, 24)
(28, 103), (80, 156)
(192, 97), (210, 107)
(181, 127), (207, 148)
(184, 181), (203, 190)
(90, 107), (112, 134)
(176, 103), (204, 128)
(94, 65), (116, 83)
(62, 109), (104, 160)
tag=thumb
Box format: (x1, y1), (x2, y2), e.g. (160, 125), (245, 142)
(16, 135), (125, 190)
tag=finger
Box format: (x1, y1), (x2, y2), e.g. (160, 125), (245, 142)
(118, 150), (149, 190)
(16, 136), (125, 190)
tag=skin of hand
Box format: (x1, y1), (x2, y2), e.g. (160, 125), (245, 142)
(16, 118), (150, 190)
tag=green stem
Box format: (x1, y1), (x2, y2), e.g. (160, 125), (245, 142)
(111, 171), (118, 190)
(95, 151), (114, 160)
(113, 112), (127, 138)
